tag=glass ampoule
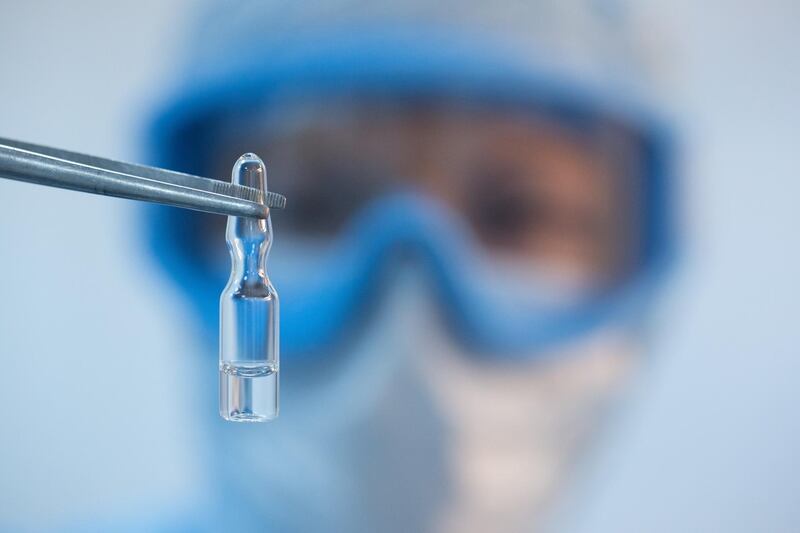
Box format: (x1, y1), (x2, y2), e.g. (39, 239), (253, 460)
(219, 153), (279, 422)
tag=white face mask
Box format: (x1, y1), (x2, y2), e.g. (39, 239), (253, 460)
(207, 268), (639, 533)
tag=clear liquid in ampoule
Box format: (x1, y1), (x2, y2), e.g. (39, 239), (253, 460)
(219, 361), (278, 421)
(219, 153), (279, 422)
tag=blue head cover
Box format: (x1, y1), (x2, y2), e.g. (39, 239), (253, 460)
(143, 0), (676, 360)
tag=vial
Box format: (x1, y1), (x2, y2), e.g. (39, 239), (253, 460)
(219, 153), (279, 422)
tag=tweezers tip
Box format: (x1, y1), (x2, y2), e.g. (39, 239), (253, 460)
(266, 191), (286, 209)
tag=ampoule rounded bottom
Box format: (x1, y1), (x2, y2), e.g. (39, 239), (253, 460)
(220, 361), (279, 422)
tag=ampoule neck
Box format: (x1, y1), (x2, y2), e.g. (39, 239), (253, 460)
(226, 153), (273, 283)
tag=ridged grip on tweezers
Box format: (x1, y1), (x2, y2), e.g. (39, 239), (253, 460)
(208, 180), (286, 209)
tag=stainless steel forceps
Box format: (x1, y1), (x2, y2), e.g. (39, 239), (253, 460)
(0, 137), (285, 218)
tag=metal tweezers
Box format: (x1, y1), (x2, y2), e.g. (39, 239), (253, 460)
(0, 137), (285, 218)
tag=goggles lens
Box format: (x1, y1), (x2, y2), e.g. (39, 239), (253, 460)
(180, 99), (653, 357)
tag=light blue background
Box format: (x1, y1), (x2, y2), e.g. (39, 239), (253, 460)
(0, 1), (798, 531)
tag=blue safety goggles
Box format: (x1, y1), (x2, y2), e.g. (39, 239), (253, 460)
(145, 186), (671, 361)
(143, 30), (675, 360)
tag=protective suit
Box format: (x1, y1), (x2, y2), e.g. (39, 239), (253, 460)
(142, 0), (674, 531)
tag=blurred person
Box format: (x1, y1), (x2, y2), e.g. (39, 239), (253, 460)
(142, 0), (674, 531)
